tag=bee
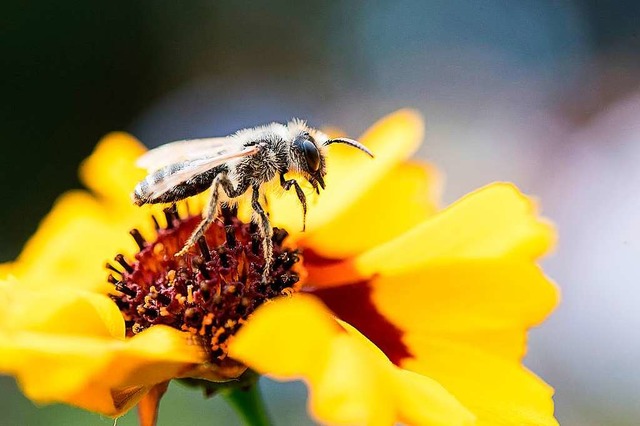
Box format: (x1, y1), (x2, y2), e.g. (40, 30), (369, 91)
(132, 119), (373, 280)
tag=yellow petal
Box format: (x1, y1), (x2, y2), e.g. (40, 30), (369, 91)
(371, 260), (558, 335)
(311, 332), (395, 425)
(300, 161), (441, 258)
(0, 326), (204, 416)
(10, 191), (138, 292)
(0, 332), (132, 413)
(359, 182), (554, 273)
(79, 132), (147, 208)
(229, 295), (339, 379)
(0, 281), (124, 339)
(393, 369), (476, 426)
(0, 279), (205, 416)
(308, 183), (554, 287)
(229, 294), (474, 425)
(268, 109), (425, 236)
(373, 259), (557, 362)
(402, 340), (557, 426)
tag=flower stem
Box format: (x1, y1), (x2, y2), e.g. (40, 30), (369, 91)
(221, 382), (271, 426)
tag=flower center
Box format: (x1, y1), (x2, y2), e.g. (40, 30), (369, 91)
(107, 205), (302, 364)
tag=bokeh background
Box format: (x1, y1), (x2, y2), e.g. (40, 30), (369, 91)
(2, 1), (639, 425)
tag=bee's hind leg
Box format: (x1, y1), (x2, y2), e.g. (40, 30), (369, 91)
(177, 174), (249, 256)
(176, 178), (223, 256)
(251, 185), (273, 282)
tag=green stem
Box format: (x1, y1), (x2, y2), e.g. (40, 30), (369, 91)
(221, 382), (272, 426)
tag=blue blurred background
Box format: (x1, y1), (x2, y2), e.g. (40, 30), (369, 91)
(2, 1), (639, 425)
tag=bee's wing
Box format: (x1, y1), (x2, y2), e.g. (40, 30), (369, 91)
(136, 137), (237, 171)
(140, 142), (261, 201)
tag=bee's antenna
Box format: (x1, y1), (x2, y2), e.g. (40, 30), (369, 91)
(324, 138), (374, 158)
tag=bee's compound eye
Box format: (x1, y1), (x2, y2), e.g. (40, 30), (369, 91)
(302, 139), (320, 172)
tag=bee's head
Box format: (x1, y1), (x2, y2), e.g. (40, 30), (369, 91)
(290, 131), (326, 192)
(287, 119), (374, 193)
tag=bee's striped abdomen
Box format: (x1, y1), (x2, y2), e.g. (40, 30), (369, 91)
(133, 162), (184, 205)
(133, 164), (226, 206)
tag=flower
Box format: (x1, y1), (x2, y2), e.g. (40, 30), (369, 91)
(0, 109), (559, 425)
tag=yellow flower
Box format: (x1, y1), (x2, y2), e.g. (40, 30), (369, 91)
(0, 109), (559, 425)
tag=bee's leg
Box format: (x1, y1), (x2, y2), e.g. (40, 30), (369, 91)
(177, 175), (249, 256)
(177, 175), (225, 256)
(309, 179), (321, 195)
(279, 173), (307, 231)
(251, 185), (273, 282)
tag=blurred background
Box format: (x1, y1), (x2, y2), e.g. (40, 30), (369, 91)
(2, 1), (639, 425)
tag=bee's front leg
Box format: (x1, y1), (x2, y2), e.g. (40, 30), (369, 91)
(280, 173), (307, 231)
(251, 185), (273, 282)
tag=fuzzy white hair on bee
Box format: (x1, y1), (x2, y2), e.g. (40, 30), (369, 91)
(132, 119), (374, 282)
